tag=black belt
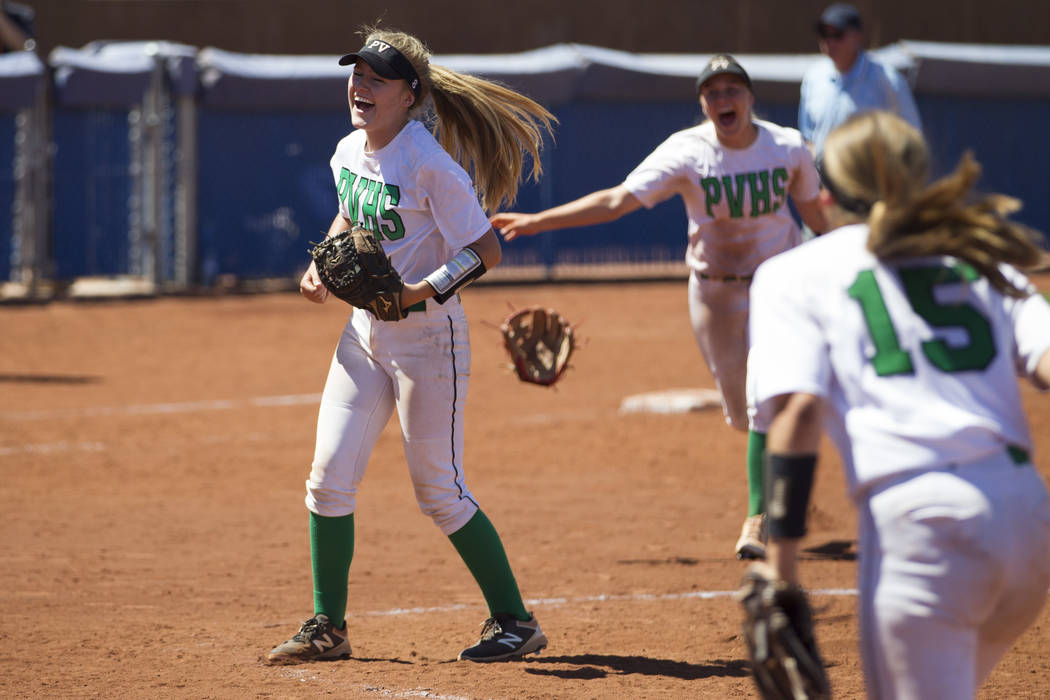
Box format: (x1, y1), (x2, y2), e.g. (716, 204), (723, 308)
(1008, 445), (1031, 465)
(698, 272), (753, 282)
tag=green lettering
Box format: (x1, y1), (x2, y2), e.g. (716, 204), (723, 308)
(899, 265), (996, 372)
(748, 171), (772, 217)
(848, 270), (915, 376)
(378, 184), (405, 240)
(721, 174), (748, 218)
(349, 175), (370, 223)
(337, 168), (356, 209)
(360, 179), (381, 232)
(771, 167), (788, 212)
(701, 177), (722, 218)
(848, 263), (997, 377)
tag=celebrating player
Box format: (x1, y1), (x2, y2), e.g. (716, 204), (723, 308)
(749, 110), (1050, 698)
(266, 26), (555, 665)
(491, 54), (826, 560)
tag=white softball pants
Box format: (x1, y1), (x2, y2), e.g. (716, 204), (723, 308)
(858, 449), (1050, 699)
(687, 271), (751, 431)
(304, 298), (479, 535)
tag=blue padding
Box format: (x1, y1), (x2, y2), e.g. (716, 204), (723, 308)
(918, 95), (1050, 236)
(51, 109), (133, 278)
(196, 110), (351, 281)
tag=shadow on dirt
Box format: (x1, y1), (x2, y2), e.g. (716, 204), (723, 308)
(801, 540), (857, 561)
(0, 373), (101, 384)
(615, 556), (701, 566)
(523, 654), (750, 680)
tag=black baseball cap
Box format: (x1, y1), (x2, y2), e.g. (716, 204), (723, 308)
(816, 3), (862, 32)
(339, 39), (421, 98)
(696, 54), (752, 94)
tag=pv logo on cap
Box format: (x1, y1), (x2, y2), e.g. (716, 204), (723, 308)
(709, 56), (731, 70)
(368, 40), (393, 53)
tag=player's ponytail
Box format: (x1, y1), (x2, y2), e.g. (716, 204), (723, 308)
(822, 111), (1045, 297)
(359, 26), (556, 213)
(427, 65), (556, 213)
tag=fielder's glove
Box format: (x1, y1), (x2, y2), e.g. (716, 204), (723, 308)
(736, 566), (830, 700)
(311, 226), (405, 321)
(500, 306), (575, 386)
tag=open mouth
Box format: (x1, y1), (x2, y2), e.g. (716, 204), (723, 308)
(353, 97), (374, 113)
(718, 109), (737, 128)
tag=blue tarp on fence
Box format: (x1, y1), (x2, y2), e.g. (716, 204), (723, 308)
(0, 113), (14, 281)
(3, 40), (1050, 286)
(0, 50), (44, 284)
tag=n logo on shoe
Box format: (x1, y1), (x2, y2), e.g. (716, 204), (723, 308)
(312, 634), (336, 652)
(498, 632), (523, 649)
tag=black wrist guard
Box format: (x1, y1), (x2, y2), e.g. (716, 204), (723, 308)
(765, 453), (817, 540)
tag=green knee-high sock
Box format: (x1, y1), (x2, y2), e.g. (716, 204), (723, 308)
(448, 510), (529, 621)
(310, 511), (354, 627)
(746, 430), (767, 517)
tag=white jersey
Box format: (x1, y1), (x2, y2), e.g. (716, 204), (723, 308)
(329, 120), (491, 284)
(749, 223), (1050, 499)
(622, 119), (820, 277)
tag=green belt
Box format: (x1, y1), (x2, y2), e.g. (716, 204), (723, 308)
(698, 272), (753, 282)
(1008, 445), (1031, 465)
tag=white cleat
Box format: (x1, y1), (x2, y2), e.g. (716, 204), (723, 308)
(735, 514), (768, 560)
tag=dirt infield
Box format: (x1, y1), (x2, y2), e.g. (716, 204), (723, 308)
(2, 277), (1049, 699)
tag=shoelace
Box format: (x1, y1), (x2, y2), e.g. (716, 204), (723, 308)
(478, 617), (504, 640)
(294, 618), (324, 640)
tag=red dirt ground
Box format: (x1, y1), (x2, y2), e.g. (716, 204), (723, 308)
(2, 276), (1049, 699)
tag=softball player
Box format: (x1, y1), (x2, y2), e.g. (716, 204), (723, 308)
(266, 27), (555, 665)
(750, 111), (1050, 698)
(491, 54), (826, 560)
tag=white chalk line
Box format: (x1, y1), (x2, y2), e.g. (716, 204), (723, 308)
(360, 588), (859, 620)
(0, 432), (278, 459)
(0, 440), (106, 456)
(358, 688), (472, 700)
(1, 392), (322, 421)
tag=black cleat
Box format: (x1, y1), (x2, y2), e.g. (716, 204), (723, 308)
(458, 613), (548, 662)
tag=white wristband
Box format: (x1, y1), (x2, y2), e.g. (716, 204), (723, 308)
(424, 248), (486, 304)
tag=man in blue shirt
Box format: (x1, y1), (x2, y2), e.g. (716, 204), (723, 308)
(799, 3), (921, 156)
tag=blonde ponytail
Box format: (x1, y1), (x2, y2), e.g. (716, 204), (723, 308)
(822, 111), (1045, 297)
(359, 26), (556, 213)
(428, 65), (555, 212)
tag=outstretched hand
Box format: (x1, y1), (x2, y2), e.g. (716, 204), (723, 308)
(490, 212), (541, 241)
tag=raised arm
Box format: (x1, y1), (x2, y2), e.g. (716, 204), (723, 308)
(490, 185), (643, 241)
